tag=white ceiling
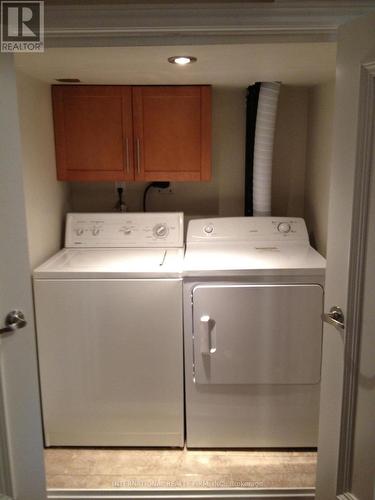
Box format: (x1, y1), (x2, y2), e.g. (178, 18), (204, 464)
(15, 42), (336, 87)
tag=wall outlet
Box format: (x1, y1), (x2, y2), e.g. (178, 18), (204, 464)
(158, 187), (174, 195)
(114, 181), (126, 193)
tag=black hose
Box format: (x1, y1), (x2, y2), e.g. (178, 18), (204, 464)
(143, 182), (170, 212)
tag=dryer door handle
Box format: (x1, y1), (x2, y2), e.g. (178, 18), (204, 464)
(200, 315), (216, 355)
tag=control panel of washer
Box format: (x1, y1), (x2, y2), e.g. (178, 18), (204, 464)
(65, 213), (184, 248)
(188, 217), (309, 243)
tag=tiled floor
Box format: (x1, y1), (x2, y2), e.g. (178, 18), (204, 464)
(45, 448), (317, 489)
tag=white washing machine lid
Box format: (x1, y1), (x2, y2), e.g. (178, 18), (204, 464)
(33, 248), (184, 279)
(34, 212), (184, 279)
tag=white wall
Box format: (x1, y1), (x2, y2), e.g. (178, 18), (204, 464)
(16, 71), (69, 269)
(304, 81), (335, 256)
(69, 85), (309, 219)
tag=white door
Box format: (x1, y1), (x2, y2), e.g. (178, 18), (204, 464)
(192, 283), (323, 384)
(185, 281), (323, 448)
(316, 13), (375, 500)
(0, 54), (46, 499)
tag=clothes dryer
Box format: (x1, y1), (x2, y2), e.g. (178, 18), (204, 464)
(183, 217), (326, 448)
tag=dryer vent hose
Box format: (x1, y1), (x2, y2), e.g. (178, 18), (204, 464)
(252, 82), (281, 216)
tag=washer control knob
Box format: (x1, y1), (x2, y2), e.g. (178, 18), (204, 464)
(153, 223), (168, 238)
(92, 228), (100, 236)
(76, 228), (84, 236)
(124, 227), (132, 235)
(203, 224), (214, 234)
(277, 222), (291, 234)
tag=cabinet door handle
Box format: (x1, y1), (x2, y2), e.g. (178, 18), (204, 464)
(125, 138), (130, 174)
(136, 138), (141, 175)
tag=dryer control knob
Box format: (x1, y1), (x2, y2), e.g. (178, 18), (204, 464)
(76, 228), (84, 236)
(277, 222), (291, 233)
(203, 224), (214, 234)
(92, 228), (100, 236)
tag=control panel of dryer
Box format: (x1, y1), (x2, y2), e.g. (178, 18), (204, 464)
(187, 217), (309, 243)
(65, 213), (184, 248)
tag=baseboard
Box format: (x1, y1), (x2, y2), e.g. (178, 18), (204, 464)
(47, 487), (315, 499)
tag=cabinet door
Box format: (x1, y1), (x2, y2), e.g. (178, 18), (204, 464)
(132, 86), (211, 181)
(52, 85), (134, 181)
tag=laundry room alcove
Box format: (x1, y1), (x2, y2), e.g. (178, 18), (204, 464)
(14, 40), (336, 496)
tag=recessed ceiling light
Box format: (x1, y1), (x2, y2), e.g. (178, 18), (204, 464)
(168, 56), (197, 66)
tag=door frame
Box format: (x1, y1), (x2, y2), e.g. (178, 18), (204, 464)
(0, 370), (12, 496)
(335, 61), (375, 500)
(6, 4), (375, 500)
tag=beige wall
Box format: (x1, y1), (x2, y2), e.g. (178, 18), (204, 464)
(272, 86), (309, 217)
(16, 71), (69, 269)
(304, 81), (335, 256)
(70, 85), (309, 220)
(69, 87), (246, 216)
(15, 79), (313, 260)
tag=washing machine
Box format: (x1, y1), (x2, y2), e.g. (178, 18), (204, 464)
(183, 217), (326, 448)
(33, 212), (184, 447)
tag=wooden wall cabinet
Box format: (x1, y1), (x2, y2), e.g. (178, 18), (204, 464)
(52, 86), (133, 181)
(52, 85), (211, 182)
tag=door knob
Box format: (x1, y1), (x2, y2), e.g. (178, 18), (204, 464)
(322, 306), (345, 331)
(0, 310), (27, 335)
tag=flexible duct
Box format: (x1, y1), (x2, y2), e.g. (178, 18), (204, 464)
(244, 83), (261, 216)
(252, 82), (281, 216)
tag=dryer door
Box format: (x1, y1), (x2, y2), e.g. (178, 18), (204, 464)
(192, 283), (323, 384)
